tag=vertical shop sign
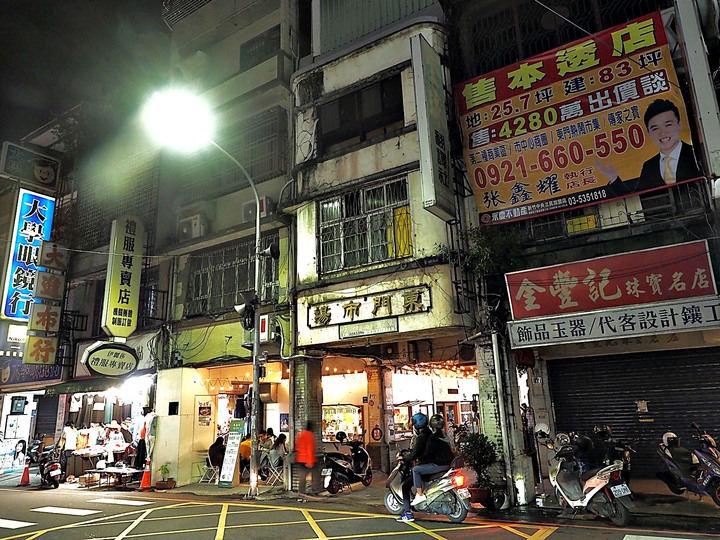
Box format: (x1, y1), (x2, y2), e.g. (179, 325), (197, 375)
(1, 189), (56, 321)
(411, 34), (455, 221)
(23, 335), (59, 364)
(101, 215), (145, 338)
(39, 242), (69, 271)
(455, 12), (695, 224)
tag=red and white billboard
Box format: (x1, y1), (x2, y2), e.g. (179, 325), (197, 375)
(506, 240), (716, 320)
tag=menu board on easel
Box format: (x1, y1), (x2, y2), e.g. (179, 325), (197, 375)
(218, 419), (244, 488)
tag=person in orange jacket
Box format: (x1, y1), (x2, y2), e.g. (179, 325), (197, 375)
(294, 420), (316, 500)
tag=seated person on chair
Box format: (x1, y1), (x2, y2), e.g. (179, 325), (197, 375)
(269, 433), (289, 467)
(238, 434), (252, 471)
(209, 436), (226, 469)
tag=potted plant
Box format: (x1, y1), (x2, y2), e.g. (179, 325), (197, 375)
(156, 463), (176, 489)
(458, 432), (498, 507)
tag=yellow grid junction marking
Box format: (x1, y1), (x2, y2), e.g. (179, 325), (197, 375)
(0, 499), (559, 540)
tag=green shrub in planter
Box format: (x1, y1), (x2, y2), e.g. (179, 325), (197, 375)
(458, 432), (498, 488)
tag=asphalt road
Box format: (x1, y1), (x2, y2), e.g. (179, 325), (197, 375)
(0, 487), (718, 540)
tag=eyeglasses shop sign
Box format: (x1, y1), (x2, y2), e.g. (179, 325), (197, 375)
(81, 341), (139, 378)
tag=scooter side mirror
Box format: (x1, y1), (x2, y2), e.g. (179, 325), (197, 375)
(690, 422), (700, 432)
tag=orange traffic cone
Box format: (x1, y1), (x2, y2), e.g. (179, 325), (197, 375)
(138, 460), (153, 491)
(17, 459), (30, 487)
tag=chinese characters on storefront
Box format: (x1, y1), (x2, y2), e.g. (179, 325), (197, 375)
(508, 295), (720, 348)
(308, 285), (432, 338)
(506, 241), (715, 320)
(1, 189), (56, 321)
(411, 34), (455, 221)
(455, 12), (696, 224)
(101, 215), (145, 338)
(23, 242), (70, 365)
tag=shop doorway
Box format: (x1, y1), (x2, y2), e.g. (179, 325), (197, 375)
(436, 402), (459, 428)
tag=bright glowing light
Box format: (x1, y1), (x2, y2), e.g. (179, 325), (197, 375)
(142, 89), (214, 152)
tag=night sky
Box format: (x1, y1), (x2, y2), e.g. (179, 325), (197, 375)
(0, 1), (171, 145)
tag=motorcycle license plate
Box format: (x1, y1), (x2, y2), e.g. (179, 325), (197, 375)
(457, 488), (471, 499)
(49, 470), (62, 477)
(321, 468), (332, 476)
(610, 483), (631, 497)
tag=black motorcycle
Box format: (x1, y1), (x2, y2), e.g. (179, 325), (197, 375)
(592, 425), (635, 486)
(321, 431), (372, 494)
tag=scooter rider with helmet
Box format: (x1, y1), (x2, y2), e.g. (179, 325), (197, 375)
(411, 414), (456, 504)
(397, 412), (432, 523)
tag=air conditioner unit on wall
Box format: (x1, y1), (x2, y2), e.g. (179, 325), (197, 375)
(178, 214), (208, 241)
(242, 196), (274, 224)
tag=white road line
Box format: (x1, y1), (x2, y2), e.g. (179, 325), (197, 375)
(88, 498), (153, 506)
(0, 518), (37, 529)
(31, 506), (100, 516)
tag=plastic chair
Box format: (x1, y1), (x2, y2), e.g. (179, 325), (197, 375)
(199, 452), (219, 483)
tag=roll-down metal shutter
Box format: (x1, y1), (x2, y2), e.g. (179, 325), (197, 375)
(547, 348), (720, 478)
(34, 395), (59, 439)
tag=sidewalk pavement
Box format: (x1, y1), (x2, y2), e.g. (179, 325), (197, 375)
(2, 468), (718, 520)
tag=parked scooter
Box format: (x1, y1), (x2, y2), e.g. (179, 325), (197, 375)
(656, 422), (720, 506)
(38, 444), (63, 489)
(27, 438), (44, 465)
(591, 425), (636, 486)
(384, 449), (471, 523)
(321, 431), (372, 494)
(535, 429), (634, 527)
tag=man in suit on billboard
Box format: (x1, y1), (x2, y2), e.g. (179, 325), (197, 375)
(598, 98), (701, 196)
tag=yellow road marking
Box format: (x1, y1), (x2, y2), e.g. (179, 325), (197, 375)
(528, 526), (558, 539)
(214, 504), (228, 540)
(301, 508), (328, 539)
(114, 509), (154, 540)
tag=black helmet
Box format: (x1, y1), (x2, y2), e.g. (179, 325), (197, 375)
(411, 412), (428, 429)
(429, 414), (445, 430)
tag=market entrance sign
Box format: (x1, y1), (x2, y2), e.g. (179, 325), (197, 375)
(81, 341), (139, 377)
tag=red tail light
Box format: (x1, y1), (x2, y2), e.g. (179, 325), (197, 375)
(610, 470), (621, 480)
(453, 474), (465, 488)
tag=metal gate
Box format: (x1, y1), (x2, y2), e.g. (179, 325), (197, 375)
(547, 348), (720, 478)
(34, 395), (59, 440)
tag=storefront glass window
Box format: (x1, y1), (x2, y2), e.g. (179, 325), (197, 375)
(322, 404), (362, 441)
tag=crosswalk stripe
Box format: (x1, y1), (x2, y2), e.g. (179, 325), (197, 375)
(0, 518), (37, 529)
(31, 506), (100, 516)
(624, 536), (692, 540)
(88, 498), (153, 506)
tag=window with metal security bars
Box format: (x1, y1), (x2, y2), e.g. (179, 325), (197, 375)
(184, 234), (279, 317)
(319, 0), (436, 54)
(319, 178), (412, 273)
(240, 25), (281, 73)
(318, 75), (404, 155)
(162, 0), (213, 28)
(176, 107), (287, 206)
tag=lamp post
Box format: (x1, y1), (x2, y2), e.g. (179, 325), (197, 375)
(143, 89), (263, 496)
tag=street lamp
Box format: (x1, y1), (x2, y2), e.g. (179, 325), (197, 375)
(143, 88), (265, 496)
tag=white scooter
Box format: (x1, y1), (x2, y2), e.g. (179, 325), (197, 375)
(384, 449), (471, 523)
(535, 428), (633, 527)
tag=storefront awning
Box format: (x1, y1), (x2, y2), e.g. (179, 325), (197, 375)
(43, 370), (155, 396)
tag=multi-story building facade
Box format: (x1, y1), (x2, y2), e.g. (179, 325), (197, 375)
(447, 0), (720, 503)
